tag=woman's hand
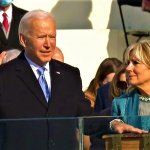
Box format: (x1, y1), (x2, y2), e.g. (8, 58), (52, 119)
(112, 120), (148, 134)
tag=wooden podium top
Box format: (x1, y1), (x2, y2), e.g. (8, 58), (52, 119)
(103, 133), (150, 139)
(102, 133), (150, 150)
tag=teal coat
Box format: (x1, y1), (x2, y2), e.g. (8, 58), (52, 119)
(112, 90), (150, 131)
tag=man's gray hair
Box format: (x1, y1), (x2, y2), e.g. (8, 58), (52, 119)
(18, 9), (53, 35)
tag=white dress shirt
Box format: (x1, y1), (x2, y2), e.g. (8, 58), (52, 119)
(24, 53), (51, 92)
(0, 4), (12, 37)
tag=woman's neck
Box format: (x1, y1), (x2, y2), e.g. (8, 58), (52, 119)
(137, 86), (150, 96)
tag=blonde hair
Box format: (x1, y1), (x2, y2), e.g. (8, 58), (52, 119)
(124, 40), (150, 68)
(123, 40), (150, 94)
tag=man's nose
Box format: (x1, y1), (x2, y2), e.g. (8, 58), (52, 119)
(44, 36), (51, 47)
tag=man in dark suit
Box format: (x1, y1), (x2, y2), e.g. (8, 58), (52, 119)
(0, 9), (106, 150)
(0, 0), (27, 52)
(0, 9), (147, 150)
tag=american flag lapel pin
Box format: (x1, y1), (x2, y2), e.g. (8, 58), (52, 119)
(56, 71), (60, 74)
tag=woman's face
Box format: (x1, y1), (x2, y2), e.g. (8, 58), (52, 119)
(125, 55), (150, 88)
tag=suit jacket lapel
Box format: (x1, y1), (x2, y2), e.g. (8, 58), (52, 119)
(15, 53), (48, 108)
(9, 4), (18, 36)
(15, 55), (66, 113)
(48, 60), (63, 115)
(0, 25), (7, 43)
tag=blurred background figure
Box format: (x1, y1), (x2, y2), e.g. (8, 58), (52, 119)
(94, 64), (127, 113)
(2, 49), (21, 64)
(109, 64), (128, 101)
(94, 83), (110, 114)
(84, 79), (95, 107)
(0, 0), (27, 52)
(0, 46), (64, 65)
(85, 57), (122, 108)
(0, 51), (6, 64)
(52, 46), (64, 62)
(84, 57), (122, 150)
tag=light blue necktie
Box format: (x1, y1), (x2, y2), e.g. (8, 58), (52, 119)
(37, 67), (50, 102)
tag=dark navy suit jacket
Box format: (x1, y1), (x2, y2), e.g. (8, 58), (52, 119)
(94, 83), (111, 115)
(0, 52), (111, 150)
(91, 83), (112, 150)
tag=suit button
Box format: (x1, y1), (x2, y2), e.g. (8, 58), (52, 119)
(50, 140), (55, 146)
(45, 113), (49, 117)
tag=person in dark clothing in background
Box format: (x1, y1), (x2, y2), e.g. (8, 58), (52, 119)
(0, 0), (27, 52)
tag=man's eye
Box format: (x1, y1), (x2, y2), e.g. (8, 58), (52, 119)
(38, 36), (45, 39)
(37, 35), (56, 39)
(48, 35), (56, 39)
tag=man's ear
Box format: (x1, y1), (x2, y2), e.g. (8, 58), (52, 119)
(19, 33), (26, 48)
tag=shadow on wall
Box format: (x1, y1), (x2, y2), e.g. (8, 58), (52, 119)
(51, 0), (92, 29)
(106, 0), (126, 61)
(106, 0), (150, 60)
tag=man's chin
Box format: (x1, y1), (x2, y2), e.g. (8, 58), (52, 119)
(42, 59), (52, 64)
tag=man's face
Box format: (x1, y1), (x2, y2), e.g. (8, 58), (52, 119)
(20, 17), (56, 66)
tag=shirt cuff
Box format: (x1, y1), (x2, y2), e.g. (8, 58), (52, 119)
(110, 119), (124, 131)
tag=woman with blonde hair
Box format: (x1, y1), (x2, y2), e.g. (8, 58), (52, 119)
(112, 40), (150, 130)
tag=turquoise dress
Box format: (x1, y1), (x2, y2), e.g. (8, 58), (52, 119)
(112, 90), (150, 131)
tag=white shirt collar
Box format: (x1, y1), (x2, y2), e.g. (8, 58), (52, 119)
(24, 53), (51, 90)
(0, 4), (12, 24)
(24, 53), (50, 72)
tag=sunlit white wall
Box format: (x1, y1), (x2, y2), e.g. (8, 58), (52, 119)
(12, 0), (150, 90)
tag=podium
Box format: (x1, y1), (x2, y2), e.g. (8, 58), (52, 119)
(102, 133), (150, 150)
